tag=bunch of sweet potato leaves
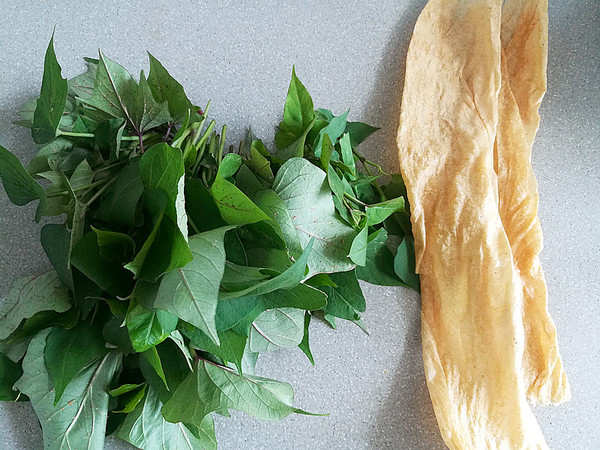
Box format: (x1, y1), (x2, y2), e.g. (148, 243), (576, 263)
(0, 37), (418, 449)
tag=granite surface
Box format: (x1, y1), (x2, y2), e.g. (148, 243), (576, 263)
(0, 1), (598, 449)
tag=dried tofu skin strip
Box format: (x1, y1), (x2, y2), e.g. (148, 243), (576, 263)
(496, 0), (571, 405)
(397, 0), (547, 448)
(501, 0), (548, 148)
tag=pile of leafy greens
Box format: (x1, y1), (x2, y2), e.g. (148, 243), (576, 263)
(0, 37), (419, 449)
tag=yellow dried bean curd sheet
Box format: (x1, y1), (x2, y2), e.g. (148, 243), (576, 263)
(496, 0), (570, 405)
(397, 0), (547, 448)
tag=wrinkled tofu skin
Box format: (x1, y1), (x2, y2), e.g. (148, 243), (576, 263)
(496, 0), (570, 405)
(397, 0), (548, 448)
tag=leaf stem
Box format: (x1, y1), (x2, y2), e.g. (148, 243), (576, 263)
(187, 213), (200, 235)
(343, 191), (368, 208)
(217, 125), (227, 165)
(94, 160), (127, 175)
(57, 129), (146, 142)
(57, 130), (94, 139)
(46, 178), (110, 198)
(84, 175), (118, 207)
(191, 141), (207, 178)
(352, 148), (386, 201)
(163, 122), (173, 142)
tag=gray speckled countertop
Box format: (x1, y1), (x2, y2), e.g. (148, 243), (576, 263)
(1, 1), (598, 449)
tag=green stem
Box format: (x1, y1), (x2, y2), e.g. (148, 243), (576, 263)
(84, 175), (118, 207)
(46, 178), (110, 198)
(195, 120), (216, 150)
(94, 160), (127, 175)
(57, 130), (94, 139)
(352, 148), (386, 201)
(343, 191), (368, 208)
(191, 141), (207, 178)
(57, 129), (146, 141)
(187, 213), (200, 235)
(217, 125), (227, 165)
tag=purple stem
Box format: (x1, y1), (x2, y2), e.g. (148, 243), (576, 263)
(163, 123), (173, 142)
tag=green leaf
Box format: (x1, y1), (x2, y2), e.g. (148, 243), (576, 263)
(366, 197), (406, 226)
(95, 159), (144, 227)
(394, 235), (420, 291)
(277, 117), (315, 160)
(71, 231), (134, 296)
(68, 201), (87, 267)
(210, 173), (271, 225)
(67, 57), (97, 99)
(139, 339), (191, 404)
(0, 145), (46, 218)
(94, 118), (126, 158)
(141, 346), (168, 389)
(45, 322), (109, 405)
(114, 383), (147, 413)
(126, 301), (178, 352)
(68, 160), (92, 191)
(41, 224), (74, 291)
(0, 336), (31, 363)
(249, 307), (305, 352)
(306, 108), (332, 146)
(305, 273), (338, 288)
(117, 387), (217, 450)
(79, 51), (139, 131)
(355, 228), (405, 286)
(71, 269), (102, 319)
(0, 271), (71, 340)
(162, 360), (303, 425)
(102, 316), (135, 355)
(125, 188), (192, 281)
(319, 133), (334, 170)
(327, 165), (354, 227)
(339, 133), (355, 174)
(320, 270), (366, 321)
(348, 224), (368, 266)
(235, 164), (265, 197)
(32, 36), (68, 144)
(168, 330), (194, 371)
(26, 137), (73, 175)
(14, 330), (122, 450)
(9, 308), (79, 342)
(313, 110), (349, 157)
(344, 121), (379, 148)
(253, 189), (303, 259)
(323, 313), (337, 328)
(0, 352), (22, 401)
(147, 53), (195, 122)
(273, 158), (356, 275)
(184, 328), (247, 371)
(131, 72), (172, 133)
(92, 226), (135, 261)
(275, 67), (315, 150)
(155, 227), (232, 345)
(247, 141), (274, 185)
(216, 283), (327, 335)
(139, 143), (185, 221)
(185, 177), (227, 233)
(298, 312), (314, 365)
(109, 383), (146, 397)
(219, 239), (313, 299)
(221, 261), (270, 292)
(218, 153), (242, 179)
